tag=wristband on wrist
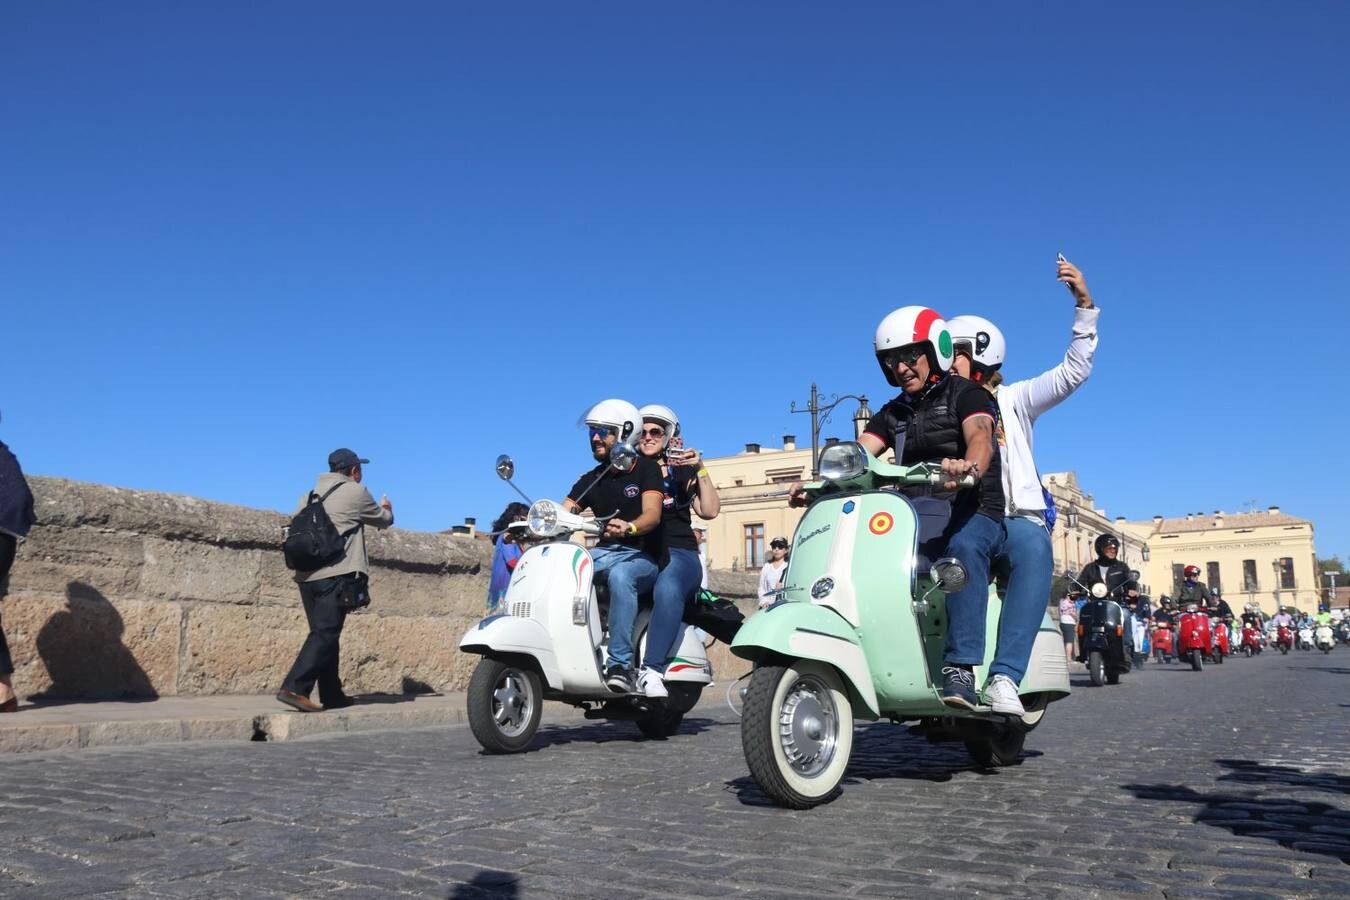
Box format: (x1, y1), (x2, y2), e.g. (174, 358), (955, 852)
(628, 522), (638, 535)
(697, 468), (709, 478)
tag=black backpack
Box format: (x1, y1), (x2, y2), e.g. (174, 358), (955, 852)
(282, 483), (360, 572)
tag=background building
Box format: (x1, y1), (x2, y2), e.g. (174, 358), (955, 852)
(1124, 508), (1319, 615)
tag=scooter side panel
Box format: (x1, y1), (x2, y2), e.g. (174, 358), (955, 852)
(1019, 615), (1071, 697)
(459, 616), (564, 690)
(732, 602), (879, 718)
(659, 624), (713, 684)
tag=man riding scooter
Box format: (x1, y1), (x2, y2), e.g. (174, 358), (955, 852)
(792, 305), (1005, 711)
(563, 399), (665, 694)
(1175, 564), (1211, 609)
(1075, 535), (1136, 682)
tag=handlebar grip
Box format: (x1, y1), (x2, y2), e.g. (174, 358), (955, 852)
(926, 473), (978, 487)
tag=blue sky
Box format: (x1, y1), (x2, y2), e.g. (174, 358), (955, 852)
(3, 3), (1348, 559)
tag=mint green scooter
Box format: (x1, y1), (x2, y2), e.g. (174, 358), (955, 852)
(733, 442), (1070, 808)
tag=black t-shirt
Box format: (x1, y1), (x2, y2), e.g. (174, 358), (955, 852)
(567, 455), (664, 550)
(1241, 611), (1261, 627)
(863, 377), (1004, 522)
(1152, 610), (1174, 627)
(652, 464), (699, 558)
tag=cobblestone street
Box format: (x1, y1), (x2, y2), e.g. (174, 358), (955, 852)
(0, 650), (1346, 899)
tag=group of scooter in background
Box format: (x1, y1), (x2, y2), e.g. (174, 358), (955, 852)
(1064, 547), (1346, 681)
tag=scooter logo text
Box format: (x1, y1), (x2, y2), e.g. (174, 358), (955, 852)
(796, 524), (831, 548)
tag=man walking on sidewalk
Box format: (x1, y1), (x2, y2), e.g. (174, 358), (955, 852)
(277, 448), (394, 712)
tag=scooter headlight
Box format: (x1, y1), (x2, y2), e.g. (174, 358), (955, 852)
(818, 441), (868, 482)
(527, 500), (561, 537)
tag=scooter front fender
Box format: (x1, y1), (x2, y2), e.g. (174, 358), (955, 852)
(459, 614), (563, 691)
(732, 603), (879, 718)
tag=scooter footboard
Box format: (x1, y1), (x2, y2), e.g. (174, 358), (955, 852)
(732, 604), (879, 718)
(459, 615), (564, 690)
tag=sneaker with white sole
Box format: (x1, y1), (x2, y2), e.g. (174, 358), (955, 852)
(604, 666), (634, 694)
(636, 667), (669, 699)
(984, 674), (1026, 717)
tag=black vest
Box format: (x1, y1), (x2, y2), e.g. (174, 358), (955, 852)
(890, 376), (1004, 521)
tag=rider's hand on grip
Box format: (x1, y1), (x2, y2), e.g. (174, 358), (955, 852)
(787, 481), (808, 508)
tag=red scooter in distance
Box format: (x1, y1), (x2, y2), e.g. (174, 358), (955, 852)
(1275, 624), (1294, 654)
(1176, 603), (1212, 671)
(1240, 624), (1262, 657)
(1209, 617), (1230, 664)
(1152, 622), (1175, 663)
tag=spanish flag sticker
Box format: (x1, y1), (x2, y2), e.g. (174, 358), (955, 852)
(868, 512), (893, 535)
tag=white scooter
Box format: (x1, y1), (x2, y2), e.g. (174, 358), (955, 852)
(1298, 625), (1314, 651)
(459, 450), (713, 753)
(1315, 623), (1336, 653)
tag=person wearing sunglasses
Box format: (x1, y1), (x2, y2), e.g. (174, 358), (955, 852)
(633, 404), (721, 698)
(563, 399), (664, 695)
(806, 305), (1006, 711)
(944, 256), (1099, 716)
(758, 538), (790, 609)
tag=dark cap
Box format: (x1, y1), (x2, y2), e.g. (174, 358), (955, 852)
(328, 448), (370, 471)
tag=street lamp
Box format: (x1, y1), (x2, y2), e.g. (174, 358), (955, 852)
(790, 383), (872, 477)
(1141, 544), (1151, 562)
(1272, 558), (1282, 608)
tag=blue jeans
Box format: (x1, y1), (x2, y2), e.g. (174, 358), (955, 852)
(647, 548), (701, 671)
(943, 512), (1007, 666)
(591, 544), (658, 671)
(989, 515), (1052, 683)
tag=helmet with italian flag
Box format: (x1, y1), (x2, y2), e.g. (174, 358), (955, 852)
(873, 305), (954, 387)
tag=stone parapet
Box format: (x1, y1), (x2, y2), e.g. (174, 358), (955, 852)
(3, 477), (759, 699)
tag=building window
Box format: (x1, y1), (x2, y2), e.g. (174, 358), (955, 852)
(1242, 559), (1258, 592)
(1206, 562), (1221, 594)
(744, 523), (765, 569)
(1279, 557), (1296, 590)
(766, 467), (804, 484)
(1172, 563), (1185, 595)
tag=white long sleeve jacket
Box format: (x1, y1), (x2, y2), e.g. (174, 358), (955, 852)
(996, 306), (1100, 517)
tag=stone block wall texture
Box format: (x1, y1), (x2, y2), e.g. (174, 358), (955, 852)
(2, 477), (759, 699)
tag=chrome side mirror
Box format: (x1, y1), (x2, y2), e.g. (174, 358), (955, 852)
(495, 455), (515, 481)
(1129, 569), (1141, 582)
(930, 557), (969, 594)
(609, 443), (637, 474)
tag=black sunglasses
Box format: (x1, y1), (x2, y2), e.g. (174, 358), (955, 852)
(883, 344), (927, 370)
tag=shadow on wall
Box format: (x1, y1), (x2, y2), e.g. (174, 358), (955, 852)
(29, 582), (157, 702)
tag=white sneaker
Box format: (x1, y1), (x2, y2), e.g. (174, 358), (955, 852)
(636, 667), (669, 699)
(984, 674), (1026, 718)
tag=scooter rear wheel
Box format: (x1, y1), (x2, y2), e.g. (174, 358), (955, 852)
(635, 683), (702, 739)
(965, 725), (1026, 768)
(742, 660), (853, 809)
(467, 657), (543, 754)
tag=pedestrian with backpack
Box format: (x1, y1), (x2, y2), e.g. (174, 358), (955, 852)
(277, 448), (394, 712)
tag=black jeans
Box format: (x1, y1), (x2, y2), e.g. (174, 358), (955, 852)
(0, 532), (16, 675)
(280, 574), (352, 704)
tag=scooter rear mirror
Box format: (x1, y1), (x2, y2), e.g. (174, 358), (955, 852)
(1129, 569), (1141, 582)
(929, 557), (969, 594)
(495, 455), (515, 481)
(609, 443), (638, 474)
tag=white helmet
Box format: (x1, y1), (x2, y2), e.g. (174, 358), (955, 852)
(637, 403), (680, 449)
(582, 399), (640, 445)
(873, 305), (954, 387)
(946, 314), (1006, 384)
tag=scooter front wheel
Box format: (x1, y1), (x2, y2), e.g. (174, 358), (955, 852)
(741, 660), (853, 809)
(1190, 649), (1204, 671)
(1088, 651), (1105, 686)
(467, 657), (543, 754)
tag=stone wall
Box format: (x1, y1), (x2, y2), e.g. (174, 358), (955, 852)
(2, 478), (759, 699)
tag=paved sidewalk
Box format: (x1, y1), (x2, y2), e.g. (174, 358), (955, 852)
(0, 692), (477, 754)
